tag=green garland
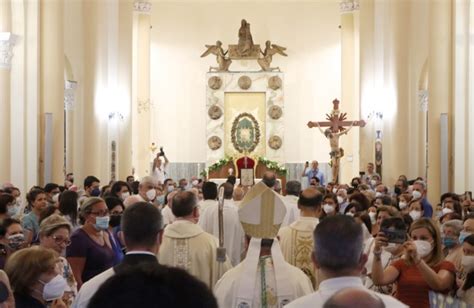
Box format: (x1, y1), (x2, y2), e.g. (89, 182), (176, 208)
(201, 156), (287, 177)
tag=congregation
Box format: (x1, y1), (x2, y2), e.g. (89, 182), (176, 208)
(0, 160), (472, 308)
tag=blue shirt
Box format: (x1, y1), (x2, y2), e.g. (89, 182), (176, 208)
(305, 168), (325, 186)
(421, 197), (433, 218)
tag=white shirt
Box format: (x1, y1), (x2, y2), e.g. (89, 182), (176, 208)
(198, 199), (217, 213)
(281, 195), (300, 227)
(152, 166), (167, 184)
(286, 276), (407, 308)
(162, 206), (176, 225)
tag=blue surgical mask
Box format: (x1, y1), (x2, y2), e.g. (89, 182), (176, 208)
(156, 195), (165, 205)
(94, 216), (110, 231)
(442, 237), (458, 248)
(460, 231), (472, 244)
(91, 188), (101, 197)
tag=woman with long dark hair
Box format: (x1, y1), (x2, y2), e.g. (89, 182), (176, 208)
(58, 190), (80, 230)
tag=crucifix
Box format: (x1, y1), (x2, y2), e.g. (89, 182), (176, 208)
(307, 99), (366, 184)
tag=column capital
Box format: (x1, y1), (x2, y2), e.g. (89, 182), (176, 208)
(0, 32), (17, 69)
(340, 0), (359, 14)
(134, 1), (152, 13)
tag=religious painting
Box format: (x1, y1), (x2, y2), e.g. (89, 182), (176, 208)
(240, 168), (255, 186)
(224, 92), (266, 158)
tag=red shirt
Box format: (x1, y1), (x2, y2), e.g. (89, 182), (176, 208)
(391, 259), (456, 308)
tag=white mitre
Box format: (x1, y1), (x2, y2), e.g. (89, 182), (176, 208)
(234, 182), (294, 307)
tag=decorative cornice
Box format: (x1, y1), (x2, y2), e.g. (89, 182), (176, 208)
(64, 80), (78, 111)
(134, 1), (152, 13)
(340, 0), (359, 13)
(0, 32), (17, 69)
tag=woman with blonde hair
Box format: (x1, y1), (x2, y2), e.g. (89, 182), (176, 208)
(371, 218), (456, 307)
(5, 246), (67, 307)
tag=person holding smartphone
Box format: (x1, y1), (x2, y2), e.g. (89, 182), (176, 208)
(371, 218), (456, 307)
(152, 148), (169, 185)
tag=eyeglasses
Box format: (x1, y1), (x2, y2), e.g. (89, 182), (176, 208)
(90, 210), (109, 217)
(51, 235), (72, 246)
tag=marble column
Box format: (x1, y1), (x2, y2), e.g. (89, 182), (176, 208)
(339, 0), (360, 184)
(132, 1), (152, 178)
(40, 0), (64, 184)
(427, 0), (453, 202)
(0, 0), (12, 183)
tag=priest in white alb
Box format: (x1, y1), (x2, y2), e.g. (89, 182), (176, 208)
(214, 180), (313, 307)
(199, 182), (245, 266)
(158, 191), (232, 288)
(278, 187), (322, 288)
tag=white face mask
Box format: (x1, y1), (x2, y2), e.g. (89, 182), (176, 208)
(441, 207), (453, 215)
(332, 188), (338, 194)
(146, 189), (156, 201)
(337, 196), (344, 204)
(384, 243), (401, 254)
(399, 201), (407, 210)
(368, 212), (377, 224)
(414, 240), (433, 258)
(370, 180), (377, 186)
(39, 274), (67, 301)
(409, 210), (421, 221)
(323, 204), (335, 214)
(375, 192), (383, 198)
(462, 255), (474, 273)
(192, 180), (199, 186)
(121, 192), (130, 200)
(412, 190), (422, 200)
(345, 212), (355, 217)
(52, 193), (60, 203)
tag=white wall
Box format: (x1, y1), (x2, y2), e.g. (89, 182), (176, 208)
(150, 1), (341, 163)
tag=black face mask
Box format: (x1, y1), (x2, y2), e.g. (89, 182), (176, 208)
(109, 215), (122, 228)
(394, 186), (402, 195)
(351, 182), (359, 188)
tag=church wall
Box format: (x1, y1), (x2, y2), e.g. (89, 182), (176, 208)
(149, 1), (341, 166)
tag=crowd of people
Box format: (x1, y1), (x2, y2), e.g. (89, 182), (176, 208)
(0, 159), (472, 307)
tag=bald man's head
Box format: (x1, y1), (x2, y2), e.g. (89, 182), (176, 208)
(262, 171), (276, 188)
(323, 288), (385, 308)
(298, 188), (323, 209)
(233, 187), (245, 201)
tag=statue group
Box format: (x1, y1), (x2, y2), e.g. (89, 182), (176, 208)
(201, 19), (287, 72)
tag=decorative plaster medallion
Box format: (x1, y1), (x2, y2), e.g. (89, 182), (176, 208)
(340, 0), (359, 13)
(238, 76), (252, 90)
(231, 113), (260, 153)
(268, 76), (282, 90)
(208, 76), (222, 90)
(268, 105), (283, 120)
(208, 136), (222, 150)
(208, 104), (223, 120)
(268, 135), (282, 150)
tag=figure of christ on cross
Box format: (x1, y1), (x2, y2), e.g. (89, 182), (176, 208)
(307, 99), (366, 184)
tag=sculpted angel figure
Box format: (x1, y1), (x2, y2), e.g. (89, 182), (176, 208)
(200, 41), (232, 72)
(257, 40), (288, 71)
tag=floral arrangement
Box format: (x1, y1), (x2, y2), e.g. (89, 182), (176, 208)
(201, 156), (287, 177)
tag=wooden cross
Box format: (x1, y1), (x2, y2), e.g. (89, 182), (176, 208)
(307, 99), (366, 132)
(307, 98), (366, 184)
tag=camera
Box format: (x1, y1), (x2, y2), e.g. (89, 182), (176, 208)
(159, 147), (165, 157)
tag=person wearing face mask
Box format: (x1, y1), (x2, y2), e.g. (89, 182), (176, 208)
(81, 176), (101, 201)
(336, 188), (349, 214)
(104, 198), (125, 265)
(0, 218), (26, 270)
(0, 194), (17, 221)
(412, 180), (433, 218)
(407, 200), (424, 222)
(365, 217), (406, 294)
(6, 246), (68, 308)
(457, 234), (474, 304)
(67, 198), (114, 289)
(372, 218), (456, 307)
(108, 181), (132, 202)
(439, 200), (463, 222)
(44, 183), (61, 207)
(441, 220), (464, 273)
(39, 214), (77, 306)
(151, 152), (169, 185)
(123, 176), (158, 207)
(398, 193), (412, 215)
(320, 194), (339, 220)
(22, 189), (48, 244)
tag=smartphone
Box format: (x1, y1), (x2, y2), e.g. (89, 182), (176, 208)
(359, 171), (366, 176)
(381, 228), (406, 244)
(466, 191), (472, 202)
